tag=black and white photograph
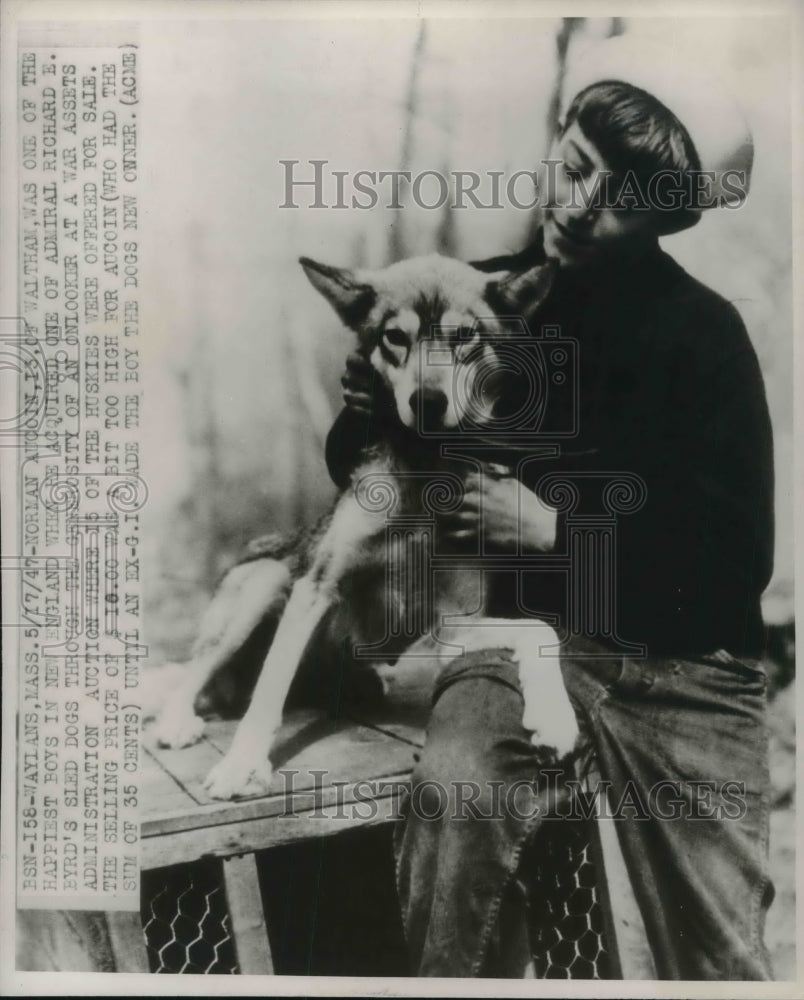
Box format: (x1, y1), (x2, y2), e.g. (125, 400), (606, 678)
(0, 0), (799, 994)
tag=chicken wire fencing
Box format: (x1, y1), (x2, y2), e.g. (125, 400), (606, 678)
(526, 816), (613, 979)
(141, 859), (238, 974)
(139, 817), (613, 977)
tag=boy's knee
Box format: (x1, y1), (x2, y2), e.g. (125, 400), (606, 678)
(408, 744), (504, 822)
(411, 724), (489, 792)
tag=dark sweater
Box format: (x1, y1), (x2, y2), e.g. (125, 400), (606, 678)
(325, 234), (774, 658)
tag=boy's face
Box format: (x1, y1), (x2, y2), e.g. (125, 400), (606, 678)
(542, 122), (657, 270)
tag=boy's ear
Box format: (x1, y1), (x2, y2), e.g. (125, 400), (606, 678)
(299, 257), (376, 330)
(485, 260), (557, 318)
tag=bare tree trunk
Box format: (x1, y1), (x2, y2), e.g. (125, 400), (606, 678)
(389, 20), (427, 262)
(434, 72), (458, 258)
(435, 150), (458, 258)
(545, 18), (585, 155)
(531, 16), (625, 243)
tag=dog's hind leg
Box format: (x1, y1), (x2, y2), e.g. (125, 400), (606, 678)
(152, 558), (292, 749)
(436, 619), (578, 758)
(202, 575), (332, 799)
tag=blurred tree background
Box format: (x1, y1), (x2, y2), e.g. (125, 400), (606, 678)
(139, 14), (794, 977)
(141, 14), (792, 660)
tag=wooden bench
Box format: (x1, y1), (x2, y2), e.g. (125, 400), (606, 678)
(16, 706), (424, 975)
(18, 699), (653, 977)
(140, 707), (423, 973)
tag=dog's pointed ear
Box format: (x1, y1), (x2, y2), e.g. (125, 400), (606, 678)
(299, 257), (376, 330)
(484, 260), (557, 317)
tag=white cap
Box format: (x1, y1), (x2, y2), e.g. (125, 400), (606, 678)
(561, 36), (753, 215)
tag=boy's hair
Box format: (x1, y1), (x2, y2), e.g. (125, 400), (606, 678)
(562, 80), (701, 233)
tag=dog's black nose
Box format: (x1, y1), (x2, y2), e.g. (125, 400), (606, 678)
(410, 388), (448, 426)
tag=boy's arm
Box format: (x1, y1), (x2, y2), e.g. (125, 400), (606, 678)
(624, 304), (774, 652)
(676, 342), (773, 588)
(326, 350), (396, 488)
(325, 406), (383, 489)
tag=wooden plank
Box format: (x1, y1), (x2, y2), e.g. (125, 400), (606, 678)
(203, 711), (355, 780)
(143, 704), (420, 798)
(347, 657), (434, 745)
(202, 708), (331, 755)
(203, 711), (416, 771)
(141, 717), (417, 838)
(105, 910), (150, 972)
(346, 713), (426, 748)
(222, 854), (274, 975)
(141, 749), (414, 842)
(141, 765), (413, 843)
(143, 732), (226, 807)
(142, 780), (408, 870)
(143, 710), (407, 811)
(583, 774), (655, 979)
(140, 742), (197, 819)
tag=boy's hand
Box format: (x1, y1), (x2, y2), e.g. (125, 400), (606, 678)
(443, 470), (557, 552)
(341, 352), (378, 416)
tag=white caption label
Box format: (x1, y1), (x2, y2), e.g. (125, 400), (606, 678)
(16, 42), (143, 912)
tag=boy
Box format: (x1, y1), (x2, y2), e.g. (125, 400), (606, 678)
(326, 38), (775, 979)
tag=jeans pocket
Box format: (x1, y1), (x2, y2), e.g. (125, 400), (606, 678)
(701, 649), (767, 688)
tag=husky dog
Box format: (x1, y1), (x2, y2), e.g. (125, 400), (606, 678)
(152, 253), (578, 800)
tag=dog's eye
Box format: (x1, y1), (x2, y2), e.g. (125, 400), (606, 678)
(456, 342), (485, 364)
(383, 328), (409, 349)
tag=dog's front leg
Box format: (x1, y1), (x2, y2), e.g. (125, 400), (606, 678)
(203, 576), (331, 800)
(152, 558), (291, 749)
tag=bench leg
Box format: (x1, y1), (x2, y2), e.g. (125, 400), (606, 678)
(222, 853), (274, 974)
(583, 775), (655, 979)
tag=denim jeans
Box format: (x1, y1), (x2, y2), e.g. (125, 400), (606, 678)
(392, 639), (774, 979)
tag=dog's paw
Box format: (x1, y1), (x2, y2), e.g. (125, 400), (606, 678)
(152, 706), (206, 749)
(346, 662), (393, 705)
(519, 658), (578, 759)
(140, 662), (192, 721)
(203, 751), (274, 801)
